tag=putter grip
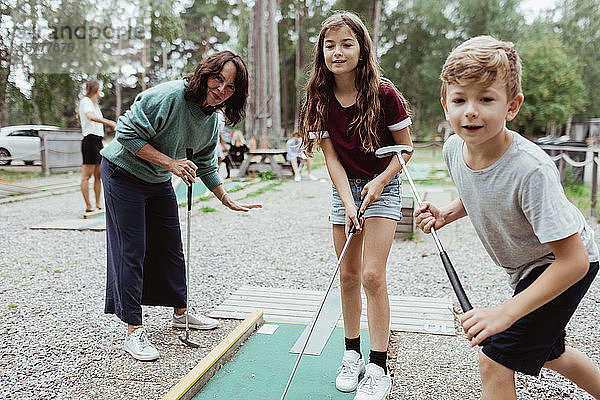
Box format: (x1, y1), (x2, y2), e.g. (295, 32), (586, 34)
(349, 198), (366, 234)
(440, 251), (491, 347)
(186, 148), (193, 211)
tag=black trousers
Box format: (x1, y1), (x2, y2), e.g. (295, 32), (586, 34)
(101, 158), (187, 325)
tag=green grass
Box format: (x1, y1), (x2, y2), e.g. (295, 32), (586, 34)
(0, 168), (45, 182)
(8, 304), (18, 309)
(244, 181), (283, 198)
(563, 165), (595, 218)
(409, 145), (445, 164)
(258, 171), (277, 181)
(565, 183), (593, 216)
(199, 207), (217, 212)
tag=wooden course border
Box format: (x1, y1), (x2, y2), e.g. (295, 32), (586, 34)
(162, 310), (264, 400)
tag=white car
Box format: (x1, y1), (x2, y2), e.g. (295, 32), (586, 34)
(0, 125), (62, 166)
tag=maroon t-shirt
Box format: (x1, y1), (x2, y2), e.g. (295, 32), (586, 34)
(310, 83), (411, 178)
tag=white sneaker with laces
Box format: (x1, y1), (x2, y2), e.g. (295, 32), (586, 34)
(123, 328), (159, 361)
(354, 363), (392, 400)
(294, 173), (301, 182)
(173, 311), (218, 330)
(336, 350), (365, 392)
(307, 173), (317, 181)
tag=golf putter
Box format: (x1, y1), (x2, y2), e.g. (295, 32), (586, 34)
(280, 200), (366, 400)
(179, 148), (200, 348)
(375, 145), (490, 346)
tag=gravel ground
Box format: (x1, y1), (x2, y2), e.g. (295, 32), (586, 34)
(0, 166), (599, 400)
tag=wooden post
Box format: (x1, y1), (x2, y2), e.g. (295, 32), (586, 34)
(40, 132), (50, 176)
(592, 150), (598, 218)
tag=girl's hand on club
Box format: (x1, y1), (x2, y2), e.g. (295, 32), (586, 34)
(459, 305), (514, 347)
(169, 159), (197, 186)
(359, 179), (385, 213)
(414, 201), (445, 233)
(344, 204), (363, 236)
(221, 193), (262, 212)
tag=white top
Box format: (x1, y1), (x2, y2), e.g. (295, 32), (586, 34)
(444, 131), (598, 288)
(79, 97), (104, 137)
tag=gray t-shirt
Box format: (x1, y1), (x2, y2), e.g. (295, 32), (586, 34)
(444, 131), (599, 288)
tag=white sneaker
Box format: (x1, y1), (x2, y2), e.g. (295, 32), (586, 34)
(354, 363), (392, 400)
(307, 173), (317, 181)
(123, 328), (159, 361)
(336, 350), (365, 392)
(294, 173), (301, 182)
(173, 312), (218, 330)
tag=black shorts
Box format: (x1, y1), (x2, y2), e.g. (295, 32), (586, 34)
(482, 261), (598, 376)
(81, 134), (103, 164)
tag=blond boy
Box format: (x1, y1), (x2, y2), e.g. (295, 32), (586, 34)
(415, 36), (600, 399)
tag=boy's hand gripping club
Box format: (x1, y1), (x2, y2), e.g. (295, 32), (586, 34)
(375, 145), (490, 346)
(280, 201), (365, 400)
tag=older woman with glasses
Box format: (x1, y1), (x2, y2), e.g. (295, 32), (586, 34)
(100, 50), (260, 361)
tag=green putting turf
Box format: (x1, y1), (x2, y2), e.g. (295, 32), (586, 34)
(192, 323), (370, 400)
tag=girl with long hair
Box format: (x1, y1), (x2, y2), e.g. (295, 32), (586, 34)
(299, 11), (413, 400)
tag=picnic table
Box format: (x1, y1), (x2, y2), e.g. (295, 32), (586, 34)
(236, 149), (289, 178)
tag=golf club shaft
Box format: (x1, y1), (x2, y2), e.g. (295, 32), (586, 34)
(397, 156), (473, 312)
(186, 148), (193, 335)
(280, 201), (365, 400)
(397, 155), (490, 345)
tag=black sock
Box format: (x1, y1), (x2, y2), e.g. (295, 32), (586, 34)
(344, 336), (361, 358)
(369, 350), (387, 374)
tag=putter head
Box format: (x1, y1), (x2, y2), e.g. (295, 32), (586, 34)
(375, 145), (414, 158)
(179, 333), (201, 348)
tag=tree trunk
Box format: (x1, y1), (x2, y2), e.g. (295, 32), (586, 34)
(162, 41), (168, 81)
(256, 0), (267, 148)
(0, 26), (15, 126)
(246, 5), (256, 142)
(294, 0), (306, 131)
(115, 37), (123, 120)
(281, 39), (289, 137)
(268, 0), (282, 142)
(30, 11), (42, 125)
(371, 0), (382, 55)
(141, 35), (147, 91)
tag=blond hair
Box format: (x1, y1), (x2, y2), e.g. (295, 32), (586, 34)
(440, 35), (522, 101)
(231, 131), (246, 146)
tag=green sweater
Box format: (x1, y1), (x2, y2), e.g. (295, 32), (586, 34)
(101, 80), (222, 190)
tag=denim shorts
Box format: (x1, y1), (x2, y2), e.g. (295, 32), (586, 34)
(329, 175), (402, 225)
(482, 261), (598, 376)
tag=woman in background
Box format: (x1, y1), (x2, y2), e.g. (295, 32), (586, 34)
(78, 80), (116, 212)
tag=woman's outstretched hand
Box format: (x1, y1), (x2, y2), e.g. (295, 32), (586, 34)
(221, 193), (262, 212)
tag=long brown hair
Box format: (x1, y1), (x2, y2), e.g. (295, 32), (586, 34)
(299, 11), (409, 156)
(185, 50), (248, 126)
(85, 80), (100, 97)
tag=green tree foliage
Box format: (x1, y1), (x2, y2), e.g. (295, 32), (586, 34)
(178, 0), (233, 74)
(1, 0), (598, 138)
(552, 0), (600, 118)
(452, 0), (525, 43)
(513, 35), (586, 135)
(379, 0), (455, 136)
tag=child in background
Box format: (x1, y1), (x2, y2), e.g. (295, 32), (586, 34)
(299, 11), (413, 400)
(415, 36), (600, 399)
(224, 130), (248, 179)
(286, 131), (316, 182)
